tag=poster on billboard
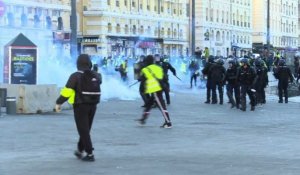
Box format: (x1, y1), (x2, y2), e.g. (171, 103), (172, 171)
(10, 47), (37, 84)
(3, 33), (37, 84)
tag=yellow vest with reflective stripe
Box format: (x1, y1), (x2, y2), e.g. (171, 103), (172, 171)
(60, 87), (76, 104)
(141, 64), (163, 94)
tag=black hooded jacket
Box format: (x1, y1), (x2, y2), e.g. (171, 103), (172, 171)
(56, 54), (100, 105)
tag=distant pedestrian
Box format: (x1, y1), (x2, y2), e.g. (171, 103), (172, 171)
(55, 54), (101, 162)
(188, 59), (200, 88)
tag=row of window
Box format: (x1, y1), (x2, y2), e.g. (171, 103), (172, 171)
(107, 23), (184, 39)
(278, 1), (298, 17)
(5, 5), (61, 17)
(231, 0), (251, 6)
(0, 12), (64, 30)
(205, 8), (251, 28)
(206, 29), (251, 45)
(272, 36), (298, 47)
(107, 0), (184, 16)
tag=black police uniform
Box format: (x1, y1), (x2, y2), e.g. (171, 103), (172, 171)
(254, 60), (268, 104)
(156, 60), (176, 105)
(238, 61), (257, 111)
(137, 59), (150, 106)
(208, 60), (226, 104)
(202, 57), (214, 103)
(273, 60), (294, 103)
(225, 61), (240, 108)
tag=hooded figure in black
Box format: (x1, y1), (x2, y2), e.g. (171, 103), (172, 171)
(273, 59), (294, 103)
(55, 54), (101, 162)
(238, 58), (257, 111)
(202, 55), (215, 104)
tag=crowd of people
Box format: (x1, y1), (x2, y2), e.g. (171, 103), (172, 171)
(54, 52), (300, 162)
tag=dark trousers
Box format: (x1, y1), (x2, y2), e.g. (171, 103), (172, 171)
(141, 91), (171, 123)
(120, 72), (128, 82)
(226, 84), (240, 106)
(240, 85), (256, 109)
(206, 79), (212, 102)
(163, 81), (171, 104)
(211, 81), (223, 103)
(278, 82), (288, 102)
(255, 86), (266, 104)
(190, 74), (197, 88)
(139, 83), (150, 105)
(73, 103), (97, 154)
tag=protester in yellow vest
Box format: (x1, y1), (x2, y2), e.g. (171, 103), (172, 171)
(136, 55), (172, 128)
(55, 54), (101, 162)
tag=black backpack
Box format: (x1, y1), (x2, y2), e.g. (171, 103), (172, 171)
(79, 70), (101, 104)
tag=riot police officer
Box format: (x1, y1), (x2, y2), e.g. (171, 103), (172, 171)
(208, 58), (226, 104)
(202, 55), (215, 104)
(273, 59), (294, 103)
(155, 54), (176, 105)
(225, 59), (240, 108)
(254, 58), (268, 104)
(136, 55), (150, 107)
(238, 58), (257, 111)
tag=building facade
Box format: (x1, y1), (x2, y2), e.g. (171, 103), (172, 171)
(253, 0), (299, 52)
(78, 0), (189, 58)
(0, 0), (71, 63)
(195, 0), (253, 57)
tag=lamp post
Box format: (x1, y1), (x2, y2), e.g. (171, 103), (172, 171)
(191, 0), (195, 56)
(70, 0), (78, 59)
(266, 0), (270, 54)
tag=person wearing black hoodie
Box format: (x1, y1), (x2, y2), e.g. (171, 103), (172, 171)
(55, 54), (101, 162)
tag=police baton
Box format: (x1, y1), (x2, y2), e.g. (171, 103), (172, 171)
(129, 81), (139, 88)
(174, 75), (182, 81)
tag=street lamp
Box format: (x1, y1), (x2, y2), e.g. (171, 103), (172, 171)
(266, 0), (270, 54)
(70, 0), (78, 59)
(191, 0), (195, 56)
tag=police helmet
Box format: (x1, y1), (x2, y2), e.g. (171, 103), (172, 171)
(144, 55), (154, 66)
(208, 55), (215, 63)
(254, 58), (262, 67)
(278, 59), (286, 66)
(216, 58), (224, 65)
(240, 58), (249, 65)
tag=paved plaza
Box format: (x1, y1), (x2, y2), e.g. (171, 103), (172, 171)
(0, 90), (300, 175)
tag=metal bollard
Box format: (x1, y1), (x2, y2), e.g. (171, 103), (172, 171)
(6, 97), (16, 115)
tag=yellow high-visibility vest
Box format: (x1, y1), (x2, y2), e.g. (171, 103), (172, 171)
(141, 64), (163, 94)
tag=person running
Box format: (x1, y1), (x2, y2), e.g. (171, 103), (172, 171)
(136, 55), (172, 128)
